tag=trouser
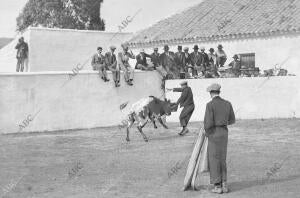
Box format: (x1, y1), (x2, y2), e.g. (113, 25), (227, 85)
(16, 58), (25, 72)
(207, 126), (228, 184)
(112, 70), (120, 82)
(123, 67), (134, 82)
(98, 65), (108, 79)
(179, 104), (194, 127)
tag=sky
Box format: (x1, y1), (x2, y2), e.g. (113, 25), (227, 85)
(0, 0), (201, 38)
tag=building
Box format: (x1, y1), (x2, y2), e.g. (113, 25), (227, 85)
(128, 0), (300, 75)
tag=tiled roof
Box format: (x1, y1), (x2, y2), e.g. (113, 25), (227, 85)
(128, 0), (300, 47)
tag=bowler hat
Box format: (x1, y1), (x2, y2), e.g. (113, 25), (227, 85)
(217, 44), (223, 49)
(233, 54), (239, 59)
(154, 47), (158, 51)
(178, 45), (182, 50)
(209, 48), (215, 52)
(207, 83), (221, 92)
(193, 45), (199, 50)
(164, 45), (169, 50)
(97, 47), (102, 50)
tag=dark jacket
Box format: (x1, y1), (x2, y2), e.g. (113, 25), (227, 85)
(15, 42), (28, 59)
(91, 53), (105, 70)
(174, 51), (185, 69)
(190, 51), (203, 66)
(204, 96), (235, 135)
(159, 51), (176, 69)
(150, 52), (160, 67)
(200, 52), (209, 68)
(173, 86), (194, 107)
(183, 52), (192, 66)
(135, 52), (151, 68)
(105, 52), (117, 70)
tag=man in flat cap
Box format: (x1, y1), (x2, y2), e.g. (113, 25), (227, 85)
(118, 42), (135, 86)
(171, 81), (194, 135)
(204, 83), (235, 194)
(91, 47), (109, 82)
(105, 46), (120, 87)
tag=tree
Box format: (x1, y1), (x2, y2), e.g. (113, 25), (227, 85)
(16, 0), (105, 32)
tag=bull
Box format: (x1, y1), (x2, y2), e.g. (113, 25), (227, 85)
(125, 96), (175, 142)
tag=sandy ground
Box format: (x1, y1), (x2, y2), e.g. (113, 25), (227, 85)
(0, 119), (300, 198)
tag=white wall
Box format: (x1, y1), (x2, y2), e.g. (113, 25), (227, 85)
(131, 34), (300, 76)
(0, 27), (133, 72)
(0, 71), (163, 134)
(165, 76), (300, 123)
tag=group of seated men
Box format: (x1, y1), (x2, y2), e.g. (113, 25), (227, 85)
(91, 42), (240, 87)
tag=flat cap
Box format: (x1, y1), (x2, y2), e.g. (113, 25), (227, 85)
(110, 45), (116, 50)
(154, 47), (158, 50)
(207, 83), (221, 92)
(180, 81), (188, 86)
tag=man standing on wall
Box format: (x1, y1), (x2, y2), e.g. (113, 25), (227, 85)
(91, 47), (109, 82)
(174, 46), (185, 79)
(204, 83), (235, 194)
(190, 45), (203, 78)
(118, 42), (135, 86)
(105, 46), (120, 87)
(15, 37), (28, 72)
(169, 81), (195, 135)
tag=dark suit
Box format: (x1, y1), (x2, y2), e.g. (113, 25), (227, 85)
(190, 51), (204, 75)
(135, 53), (151, 69)
(150, 52), (160, 68)
(159, 51), (178, 78)
(204, 96), (235, 184)
(173, 86), (194, 127)
(91, 53), (107, 79)
(174, 51), (185, 72)
(105, 52), (119, 82)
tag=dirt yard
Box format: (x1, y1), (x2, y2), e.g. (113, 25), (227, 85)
(0, 119), (300, 198)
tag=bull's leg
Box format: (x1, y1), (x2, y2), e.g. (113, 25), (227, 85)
(126, 115), (135, 142)
(137, 122), (149, 142)
(158, 117), (168, 129)
(150, 116), (158, 129)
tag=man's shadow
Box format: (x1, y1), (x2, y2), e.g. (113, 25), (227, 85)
(228, 174), (300, 192)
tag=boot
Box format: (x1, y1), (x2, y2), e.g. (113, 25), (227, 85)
(211, 185), (222, 194)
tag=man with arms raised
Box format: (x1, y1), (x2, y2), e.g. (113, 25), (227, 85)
(170, 81), (195, 135)
(204, 83), (235, 194)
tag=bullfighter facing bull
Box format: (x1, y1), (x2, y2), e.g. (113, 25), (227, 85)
(168, 81), (195, 136)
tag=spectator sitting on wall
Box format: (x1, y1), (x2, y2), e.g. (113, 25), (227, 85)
(15, 37), (29, 72)
(105, 46), (120, 87)
(150, 47), (160, 70)
(228, 54), (241, 77)
(91, 47), (109, 82)
(118, 42), (135, 86)
(216, 44), (227, 67)
(135, 49), (154, 71)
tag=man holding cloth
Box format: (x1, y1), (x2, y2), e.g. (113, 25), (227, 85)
(204, 83), (235, 194)
(171, 81), (195, 136)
